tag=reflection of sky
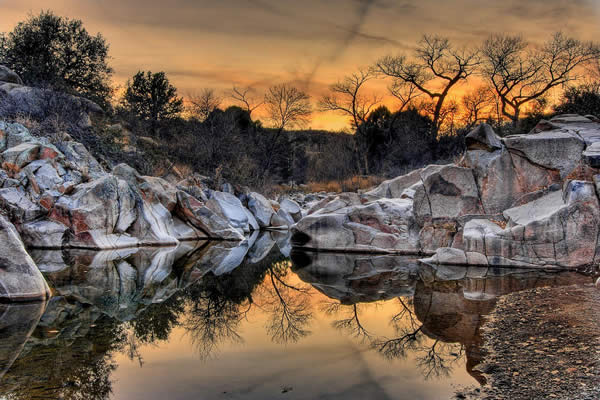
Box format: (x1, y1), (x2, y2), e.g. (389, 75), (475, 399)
(2, 0), (599, 129)
(112, 273), (474, 400)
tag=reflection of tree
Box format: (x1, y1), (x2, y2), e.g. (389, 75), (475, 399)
(371, 297), (465, 379)
(322, 302), (372, 342)
(260, 261), (313, 344)
(416, 340), (464, 379)
(184, 286), (247, 359)
(0, 313), (125, 400)
(131, 292), (186, 344)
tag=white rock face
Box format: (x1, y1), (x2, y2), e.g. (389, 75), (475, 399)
(206, 191), (250, 232)
(293, 117), (600, 269)
(279, 198), (302, 222)
(247, 192), (274, 228)
(0, 215), (50, 301)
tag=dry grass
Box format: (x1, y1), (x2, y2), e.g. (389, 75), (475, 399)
(302, 175), (384, 194)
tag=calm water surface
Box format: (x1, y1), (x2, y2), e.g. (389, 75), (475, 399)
(0, 232), (593, 399)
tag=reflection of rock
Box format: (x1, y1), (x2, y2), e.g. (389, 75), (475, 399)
(291, 251), (419, 304)
(31, 242), (214, 320)
(413, 263), (592, 384)
(247, 231), (276, 263)
(0, 215), (50, 301)
(0, 302), (47, 381)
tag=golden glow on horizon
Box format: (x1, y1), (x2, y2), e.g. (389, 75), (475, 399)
(2, 0), (599, 130)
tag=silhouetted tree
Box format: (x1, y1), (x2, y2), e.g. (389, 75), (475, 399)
(376, 35), (480, 134)
(188, 88), (221, 121)
(481, 32), (600, 128)
(554, 84), (600, 117)
(319, 68), (380, 174)
(230, 86), (263, 116)
(0, 11), (113, 106)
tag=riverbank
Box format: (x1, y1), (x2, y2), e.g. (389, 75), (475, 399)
(458, 282), (600, 400)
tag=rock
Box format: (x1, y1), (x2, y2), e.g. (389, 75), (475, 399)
(247, 192), (274, 228)
(363, 169), (422, 199)
(583, 142), (600, 168)
(458, 181), (600, 268)
(270, 208), (295, 229)
(279, 198), (302, 222)
(20, 220), (68, 249)
(48, 175), (140, 249)
(465, 123), (503, 151)
(464, 147), (561, 214)
(206, 191), (250, 232)
(175, 191), (244, 240)
(54, 141), (106, 180)
(413, 165), (483, 223)
(292, 198), (420, 253)
(243, 206), (259, 231)
(0, 122), (35, 151)
(0, 188), (45, 224)
(421, 248), (467, 265)
(0, 66), (23, 85)
(0, 215), (50, 301)
(503, 130), (585, 177)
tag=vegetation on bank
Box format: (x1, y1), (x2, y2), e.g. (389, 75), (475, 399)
(2, 11), (600, 193)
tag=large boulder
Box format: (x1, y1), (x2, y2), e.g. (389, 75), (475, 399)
(503, 130), (584, 178)
(279, 197), (302, 222)
(413, 165), (483, 223)
(247, 192), (274, 228)
(363, 169), (422, 200)
(463, 147), (561, 214)
(206, 191), (250, 232)
(424, 180), (600, 268)
(0, 215), (50, 301)
(175, 191), (243, 240)
(48, 175), (139, 249)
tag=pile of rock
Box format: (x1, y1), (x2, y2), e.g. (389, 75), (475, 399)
(291, 115), (600, 269)
(0, 66), (304, 301)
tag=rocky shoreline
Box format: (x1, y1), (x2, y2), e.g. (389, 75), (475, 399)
(459, 283), (600, 400)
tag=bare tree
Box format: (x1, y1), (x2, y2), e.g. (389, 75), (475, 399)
(481, 32), (600, 127)
(258, 84), (311, 180)
(230, 86), (263, 116)
(319, 68), (381, 174)
(376, 35), (480, 134)
(188, 88), (221, 121)
(461, 86), (494, 128)
(388, 79), (421, 112)
(264, 84), (312, 132)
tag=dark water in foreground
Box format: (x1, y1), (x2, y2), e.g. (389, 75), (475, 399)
(0, 232), (594, 400)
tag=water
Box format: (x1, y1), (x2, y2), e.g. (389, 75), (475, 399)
(0, 232), (593, 400)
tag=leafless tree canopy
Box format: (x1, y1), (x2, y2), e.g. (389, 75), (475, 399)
(318, 68), (381, 129)
(376, 35), (480, 133)
(230, 85), (263, 115)
(318, 68), (381, 174)
(461, 86), (494, 128)
(264, 84), (312, 131)
(188, 88), (222, 121)
(481, 32), (600, 125)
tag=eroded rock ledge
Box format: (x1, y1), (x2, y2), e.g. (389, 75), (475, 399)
(291, 115), (600, 269)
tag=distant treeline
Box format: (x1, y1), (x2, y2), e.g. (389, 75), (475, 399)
(2, 11), (600, 191)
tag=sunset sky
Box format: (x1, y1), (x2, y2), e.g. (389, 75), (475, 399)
(2, 0), (600, 130)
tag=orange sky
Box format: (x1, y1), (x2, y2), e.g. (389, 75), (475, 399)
(2, 0), (600, 130)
